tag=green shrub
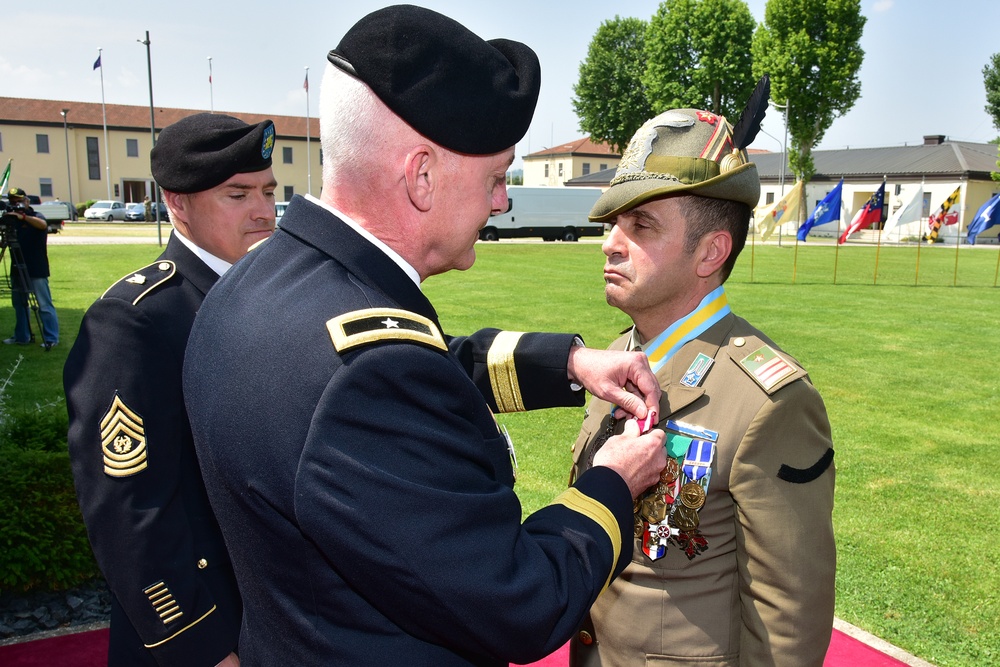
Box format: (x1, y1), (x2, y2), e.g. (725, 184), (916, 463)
(0, 448), (98, 593)
(1, 405), (69, 453)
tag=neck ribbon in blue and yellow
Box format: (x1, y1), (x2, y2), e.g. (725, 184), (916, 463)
(642, 286), (729, 374)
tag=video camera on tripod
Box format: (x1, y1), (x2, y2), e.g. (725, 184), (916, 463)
(0, 197), (46, 346)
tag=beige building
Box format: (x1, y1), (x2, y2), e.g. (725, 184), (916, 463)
(522, 137), (620, 187)
(0, 96), (320, 208)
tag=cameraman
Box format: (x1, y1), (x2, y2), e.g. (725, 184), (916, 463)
(2, 187), (59, 349)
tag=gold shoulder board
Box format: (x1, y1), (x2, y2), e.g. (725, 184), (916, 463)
(101, 260), (177, 306)
(327, 308), (447, 353)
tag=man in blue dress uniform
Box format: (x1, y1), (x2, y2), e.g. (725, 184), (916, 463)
(183, 6), (668, 666)
(65, 113), (277, 666)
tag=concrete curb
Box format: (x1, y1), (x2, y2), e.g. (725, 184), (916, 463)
(834, 617), (936, 666)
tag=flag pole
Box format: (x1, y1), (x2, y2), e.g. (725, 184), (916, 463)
(915, 219), (922, 285)
(873, 176), (886, 285)
(97, 48), (111, 199)
(208, 57), (214, 113)
(138, 30), (162, 247)
(792, 187), (802, 284)
(953, 177), (967, 287)
(994, 245), (1000, 288)
(749, 217), (755, 283)
(833, 214), (841, 285)
(305, 66), (311, 196)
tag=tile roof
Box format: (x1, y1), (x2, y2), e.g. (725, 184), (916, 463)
(0, 96), (318, 138)
(525, 137), (620, 158)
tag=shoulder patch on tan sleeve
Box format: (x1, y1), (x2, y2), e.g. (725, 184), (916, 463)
(101, 260), (176, 306)
(732, 341), (806, 395)
(326, 308), (447, 353)
(100, 392), (148, 477)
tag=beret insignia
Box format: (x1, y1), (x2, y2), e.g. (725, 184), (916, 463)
(261, 123), (275, 160)
(327, 308), (446, 353)
(100, 392), (148, 478)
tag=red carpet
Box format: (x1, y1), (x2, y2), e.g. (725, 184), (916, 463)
(0, 626), (917, 666)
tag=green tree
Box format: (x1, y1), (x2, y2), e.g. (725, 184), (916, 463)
(643, 0), (756, 119)
(982, 52), (1000, 181)
(752, 0), (865, 182)
(573, 16), (654, 152)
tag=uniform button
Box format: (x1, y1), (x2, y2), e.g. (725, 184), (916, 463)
(197, 559), (208, 569)
(578, 630), (594, 645)
(733, 337), (746, 347)
(158, 262), (171, 271)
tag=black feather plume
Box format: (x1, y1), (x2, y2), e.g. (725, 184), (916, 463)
(731, 74), (770, 151)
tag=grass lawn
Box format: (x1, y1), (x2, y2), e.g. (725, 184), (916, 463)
(1, 238), (997, 666)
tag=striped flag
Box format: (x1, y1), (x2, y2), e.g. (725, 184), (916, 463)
(924, 186), (961, 242)
(758, 181), (804, 241)
(0, 159), (11, 196)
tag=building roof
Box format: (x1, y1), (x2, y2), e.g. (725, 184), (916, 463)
(751, 139), (998, 182)
(0, 96), (318, 139)
(565, 140), (998, 186)
(524, 137), (620, 159)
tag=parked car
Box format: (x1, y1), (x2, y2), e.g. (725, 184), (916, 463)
(125, 203), (145, 221)
(125, 202), (170, 221)
(83, 200), (128, 221)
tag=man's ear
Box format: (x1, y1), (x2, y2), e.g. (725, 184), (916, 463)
(161, 191), (187, 224)
(403, 145), (435, 212)
(696, 230), (732, 278)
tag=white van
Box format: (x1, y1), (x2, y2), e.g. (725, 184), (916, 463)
(479, 186), (605, 242)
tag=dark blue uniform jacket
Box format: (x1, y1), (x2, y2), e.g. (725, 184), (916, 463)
(183, 196), (634, 666)
(65, 236), (241, 666)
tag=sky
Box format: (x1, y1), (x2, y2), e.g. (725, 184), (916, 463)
(2, 0), (998, 169)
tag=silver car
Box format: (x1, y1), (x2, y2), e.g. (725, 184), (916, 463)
(83, 200), (128, 221)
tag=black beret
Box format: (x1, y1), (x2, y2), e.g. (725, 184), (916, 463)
(327, 4), (540, 155)
(151, 113), (275, 193)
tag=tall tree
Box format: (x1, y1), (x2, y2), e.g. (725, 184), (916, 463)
(643, 0), (756, 119)
(752, 0), (865, 183)
(573, 16), (654, 152)
(982, 52), (1000, 181)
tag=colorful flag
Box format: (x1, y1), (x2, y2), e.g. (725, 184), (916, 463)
(758, 181), (804, 241)
(838, 181), (886, 244)
(798, 179), (843, 241)
(924, 186), (961, 242)
(93, 54), (102, 70)
(303, 72), (309, 92)
(0, 159), (10, 196)
(967, 193), (1000, 244)
(883, 185), (923, 236)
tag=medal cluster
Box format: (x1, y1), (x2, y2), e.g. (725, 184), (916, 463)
(635, 456), (708, 561)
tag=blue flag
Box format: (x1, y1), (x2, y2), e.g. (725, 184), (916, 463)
(798, 179), (843, 242)
(967, 193), (1000, 245)
(93, 54), (101, 70)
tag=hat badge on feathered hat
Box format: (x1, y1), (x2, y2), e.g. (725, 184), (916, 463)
(590, 75), (770, 221)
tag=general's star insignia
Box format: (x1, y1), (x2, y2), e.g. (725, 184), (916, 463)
(382, 318), (399, 329)
(125, 273), (146, 285)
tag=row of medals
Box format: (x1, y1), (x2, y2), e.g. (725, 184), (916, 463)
(635, 454), (707, 558)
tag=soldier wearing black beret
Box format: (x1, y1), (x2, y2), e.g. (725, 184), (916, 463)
(183, 6), (668, 666)
(64, 113), (276, 666)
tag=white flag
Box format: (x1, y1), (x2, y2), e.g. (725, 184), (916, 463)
(884, 186), (923, 235)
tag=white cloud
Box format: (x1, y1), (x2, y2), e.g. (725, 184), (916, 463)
(873, 0), (894, 12)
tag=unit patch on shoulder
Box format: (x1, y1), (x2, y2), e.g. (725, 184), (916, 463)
(102, 260), (176, 305)
(100, 392), (148, 478)
(327, 308), (447, 353)
(738, 345), (797, 392)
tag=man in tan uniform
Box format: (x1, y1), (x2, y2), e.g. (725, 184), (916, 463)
(569, 105), (836, 666)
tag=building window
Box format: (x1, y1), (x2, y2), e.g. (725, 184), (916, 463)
(544, 164), (549, 177)
(86, 137), (101, 180)
(284, 186), (294, 201)
(600, 163), (607, 171)
(283, 147), (293, 164)
(922, 193), (931, 218)
(894, 183), (902, 196)
(126, 138), (139, 157)
(582, 163), (590, 176)
(765, 192), (775, 205)
(39, 178), (53, 198)
(36, 134), (50, 153)
(0, 132), (4, 151)
(558, 163), (564, 177)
